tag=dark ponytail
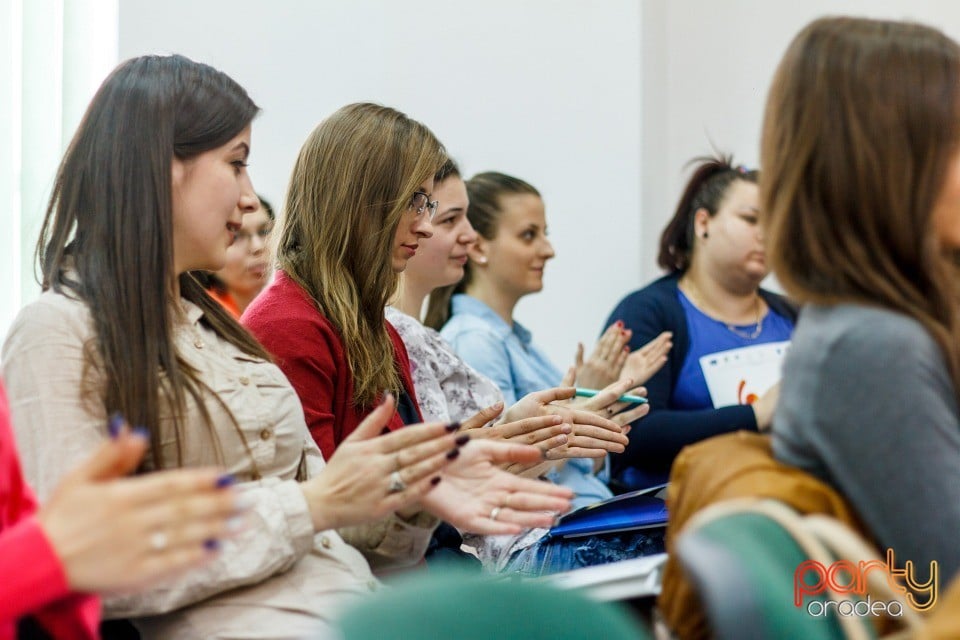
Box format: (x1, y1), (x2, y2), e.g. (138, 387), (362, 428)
(657, 154), (758, 273)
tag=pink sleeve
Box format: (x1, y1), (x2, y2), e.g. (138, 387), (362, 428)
(0, 381), (99, 638)
(0, 517), (100, 637)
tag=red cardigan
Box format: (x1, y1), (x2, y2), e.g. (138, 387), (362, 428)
(242, 271), (422, 459)
(0, 382), (100, 639)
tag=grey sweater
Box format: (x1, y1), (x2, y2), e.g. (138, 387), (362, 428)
(774, 303), (960, 579)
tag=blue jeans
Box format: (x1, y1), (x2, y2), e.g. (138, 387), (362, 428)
(501, 529), (665, 577)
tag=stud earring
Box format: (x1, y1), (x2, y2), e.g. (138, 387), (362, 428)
(702, 232), (709, 239)
(477, 257), (488, 264)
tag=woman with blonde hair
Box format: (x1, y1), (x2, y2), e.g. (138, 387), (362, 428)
(764, 16), (960, 578)
(244, 104), (574, 542)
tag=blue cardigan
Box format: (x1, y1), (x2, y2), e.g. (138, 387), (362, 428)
(603, 273), (798, 483)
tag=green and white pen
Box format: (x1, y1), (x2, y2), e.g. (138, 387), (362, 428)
(574, 388), (648, 404)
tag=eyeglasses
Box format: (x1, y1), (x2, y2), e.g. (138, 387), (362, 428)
(410, 191), (439, 221)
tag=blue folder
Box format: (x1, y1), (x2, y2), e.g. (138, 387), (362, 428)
(548, 486), (669, 539)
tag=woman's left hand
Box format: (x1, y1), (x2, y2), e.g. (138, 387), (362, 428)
(572, 322), (632, 389)
(418, 439), (574, 535)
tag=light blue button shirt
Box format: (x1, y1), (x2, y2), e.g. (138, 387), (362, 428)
(441, 294), (612, 508)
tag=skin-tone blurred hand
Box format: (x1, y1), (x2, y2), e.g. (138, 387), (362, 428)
(37, 424), (247, 594)
(420, 439), (574, 535)
(621, 331), (672, 385)
(569, 376), (651, 429)
(458, 402), (572, 475)
(752, 382), (780, 432)
(502, 388), (630, 459)
(573, 322), (632, 389)
(300, 394), (464, 532)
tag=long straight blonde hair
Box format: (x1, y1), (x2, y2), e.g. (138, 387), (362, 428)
(762, 17), (960, 394)
(278, 103), (446, 406)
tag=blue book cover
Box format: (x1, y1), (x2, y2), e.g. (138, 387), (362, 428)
(548, 486), (669, 539)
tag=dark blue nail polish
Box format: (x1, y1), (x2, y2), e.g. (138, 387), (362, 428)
(203, 539), (221, 551)
(430, 476), (441, 486)
(108, 413), (125, 439)
(454, 434), (470, 446)
(132, 426), (150, 440)
(446, 448), (460, 460)
(445, 422), (461, 432)
(216, 474), (237, 488)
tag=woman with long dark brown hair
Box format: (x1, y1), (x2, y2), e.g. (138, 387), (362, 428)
(1, 57), (567, 638)
(764, 16), (960, 579)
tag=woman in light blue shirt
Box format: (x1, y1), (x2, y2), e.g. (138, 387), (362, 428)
(423, 170), (667, 573)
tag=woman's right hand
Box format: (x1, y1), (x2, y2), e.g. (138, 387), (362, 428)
(37, 424), (248, 595)
(752, 382), (780, 432)
(300, 394), (464, 532)
(567, 376), (651, 429)
(455, 402), (572, 475)
(503, 388), (630, 459)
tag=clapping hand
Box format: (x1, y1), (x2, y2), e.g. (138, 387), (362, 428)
(38, 420), (248, 594)
(301, 394), (467, 532)
(572, 321), (632, 389)
(420, 439), (574, 535)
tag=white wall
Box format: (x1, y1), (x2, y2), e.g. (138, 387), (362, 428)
(118, 0), (643, 368)
(11, 0), (960, 366)
(641, 0), (960, 294)
(0, 0), (117, 346)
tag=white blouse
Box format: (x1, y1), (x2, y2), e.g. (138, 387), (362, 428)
(386, 307), (549, 571)
(386, 307), (503, 423)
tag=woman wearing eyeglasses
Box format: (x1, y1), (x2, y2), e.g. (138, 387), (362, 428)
(603, 157), (796, 489)
(243, 103), (573, 540)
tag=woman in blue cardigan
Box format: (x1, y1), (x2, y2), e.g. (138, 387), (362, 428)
(605, 157), (797, 487)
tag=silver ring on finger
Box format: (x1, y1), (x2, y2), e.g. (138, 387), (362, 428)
(149, 530), (169, 552)
(489, 506), (502, 521)
(388, 470), (407, 493)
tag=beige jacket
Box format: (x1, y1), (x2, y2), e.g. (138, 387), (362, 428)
(1, 289), (436, 639)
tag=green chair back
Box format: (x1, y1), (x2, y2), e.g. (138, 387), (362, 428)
(337, 569), (651, 640)
(676, 508), (876, 640)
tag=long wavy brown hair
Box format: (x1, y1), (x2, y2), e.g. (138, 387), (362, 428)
(37, 55), (272, 471)
(277, 103), (447, 406)
(762, 16), (960, 393)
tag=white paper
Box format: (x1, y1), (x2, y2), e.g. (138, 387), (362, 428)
(700, 341), (790, 408)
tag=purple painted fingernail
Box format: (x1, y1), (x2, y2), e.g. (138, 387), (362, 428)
(454, 434), (470, 446)
(446, 448), (460, 460)
(445, 422), (461, 432)
(430, 476), (442, 486)
(203, 539), (220, 552)
(108, 413), (125, 439)
(131, 426), (150, 440)
(215, 474), (237, 489)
